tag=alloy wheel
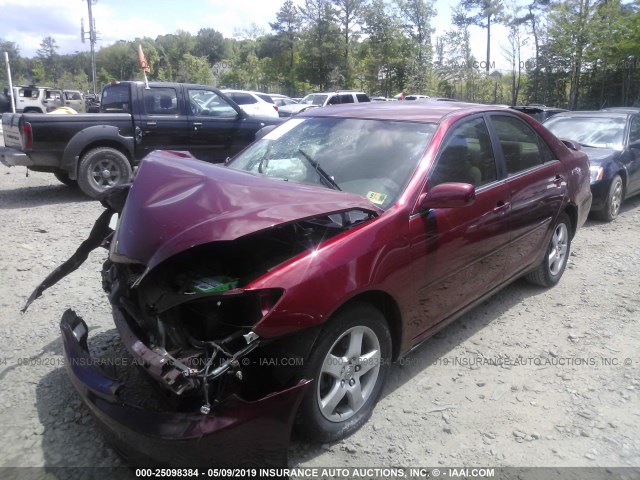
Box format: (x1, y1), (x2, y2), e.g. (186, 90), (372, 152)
(548, 222), (569, 276)
(317, 325), (381, 422)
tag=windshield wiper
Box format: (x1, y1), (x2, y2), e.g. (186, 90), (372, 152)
(298, 148), (341, 191)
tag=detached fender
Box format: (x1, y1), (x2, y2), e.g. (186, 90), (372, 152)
(61, 125), (135, 179)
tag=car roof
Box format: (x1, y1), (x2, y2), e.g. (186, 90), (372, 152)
(511, 105), (567, 113)
(296, 101), (505, 123)
(546, 110), (634, 119)
(111, 81), (223, 91)
(601, 107), (640, 112)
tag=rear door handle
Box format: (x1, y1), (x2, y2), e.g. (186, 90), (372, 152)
(553, 174), (565, 186)
(146, 121), (157, 127)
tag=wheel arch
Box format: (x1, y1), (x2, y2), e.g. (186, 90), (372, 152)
(61, 126), (135, 179)
(332, 290), (404, 361)
(616, 169), (628, 198)
(563, 203), (578, 239)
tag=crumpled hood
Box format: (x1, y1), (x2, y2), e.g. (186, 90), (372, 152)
(112, 150), (380, 270)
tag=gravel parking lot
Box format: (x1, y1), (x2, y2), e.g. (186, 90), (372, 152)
(0, 155), (639, 478)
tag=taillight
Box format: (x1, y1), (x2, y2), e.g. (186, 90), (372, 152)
(273, 104), (278, 112)
(21, 122), (33, 149)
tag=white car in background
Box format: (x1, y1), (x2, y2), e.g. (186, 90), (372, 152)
(221, 90), (279, 118)
(278, 90), (370, 117)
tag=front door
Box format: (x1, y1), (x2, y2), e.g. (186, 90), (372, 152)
(407, 115), (511, 342)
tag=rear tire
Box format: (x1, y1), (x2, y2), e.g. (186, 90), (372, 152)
(295, 303), (391, 443)
(594, 174), (623, 222)
(53, 170), (78, 187)
(77, 147), (132, 199)
(525, 212), (572, 287)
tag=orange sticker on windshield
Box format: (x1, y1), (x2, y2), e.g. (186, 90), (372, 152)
(366, 191), (388, 205)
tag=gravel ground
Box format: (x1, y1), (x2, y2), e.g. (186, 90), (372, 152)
(0, 157), (639, 479)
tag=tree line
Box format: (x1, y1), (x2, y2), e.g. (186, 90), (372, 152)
(1, 0), (639, 109)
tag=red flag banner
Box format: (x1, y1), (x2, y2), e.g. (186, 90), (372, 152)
(138, 45), (150, 73)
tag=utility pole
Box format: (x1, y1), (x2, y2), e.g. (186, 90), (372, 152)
(81, 0), (98, 94)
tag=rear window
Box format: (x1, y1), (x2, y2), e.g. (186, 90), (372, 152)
(65, 91), (82, 101)
(257, 94), (275, 104)
(228, 93), (257, 105)
(356, 94), (370, 102)
(101, 84), (131, 112)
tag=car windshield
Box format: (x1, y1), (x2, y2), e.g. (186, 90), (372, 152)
(228, 117), (436, 209)
(544, 116), (625, 149)
(300, 94), (328, 106)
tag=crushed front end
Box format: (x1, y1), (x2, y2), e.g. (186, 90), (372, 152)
(28, 151), (380, 467)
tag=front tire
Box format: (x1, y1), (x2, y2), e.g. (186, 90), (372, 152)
(295, 303), (391, 442)
(525, 212), (572, 287)
(77, 147), (132, 199)
(594, 174), (623, 222)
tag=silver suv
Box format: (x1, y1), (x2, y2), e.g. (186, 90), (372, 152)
(279, 90), (370, 117)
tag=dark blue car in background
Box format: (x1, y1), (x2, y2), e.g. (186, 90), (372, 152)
(544, 110), (640, 221)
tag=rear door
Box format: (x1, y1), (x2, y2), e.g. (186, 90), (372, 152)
(488, 113), (566, 276)
(136, 86), (190, 159)
(408, 115), (510, 340)
(187, 87), (243, 162)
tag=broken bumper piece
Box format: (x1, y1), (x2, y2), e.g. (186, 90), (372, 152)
(60, 309), (311, 468)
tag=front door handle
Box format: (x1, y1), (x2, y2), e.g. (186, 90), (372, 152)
(553, 174), (565, 186)
(146, 121), (157, 127)
(493, 200), (510, 216)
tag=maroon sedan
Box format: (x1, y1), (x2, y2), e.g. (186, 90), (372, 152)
(26, 102), (591, 467)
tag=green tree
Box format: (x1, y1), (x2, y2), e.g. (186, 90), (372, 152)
(501, 1), (529, 105)
(547, 0), (594, 109)
(397, 0), (436, 93)
(177, 53), (214, 84)
(456, 0), (504, 71)
(361, 0), (410, 96)
(0, 39), (25, 86)
(331, 0), (367, 86)
(195, 28), (226, 64)
(297, 0), (343, 89)
(36, 36), (59, 85)
(270, 0), (303, 93)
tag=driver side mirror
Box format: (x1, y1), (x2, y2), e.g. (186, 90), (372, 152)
(419, 183), (475, 210)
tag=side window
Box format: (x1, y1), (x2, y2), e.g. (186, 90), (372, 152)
(101, 84), (131, 112)
(143, 88), (178, 115)
(430, 117), (497, 188)
(629, 116), (640, 145)
(188, 89), (237, 118)
(339, 94), (354, 104)
(491, 115), (549, 175)
(356, 94), (370, 103)
(327, 95), (341, 105)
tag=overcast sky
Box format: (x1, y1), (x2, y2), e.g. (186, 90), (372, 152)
(0, 0), (520, 70)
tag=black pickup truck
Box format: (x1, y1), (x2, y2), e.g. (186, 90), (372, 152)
(1, 81), (282, 197)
